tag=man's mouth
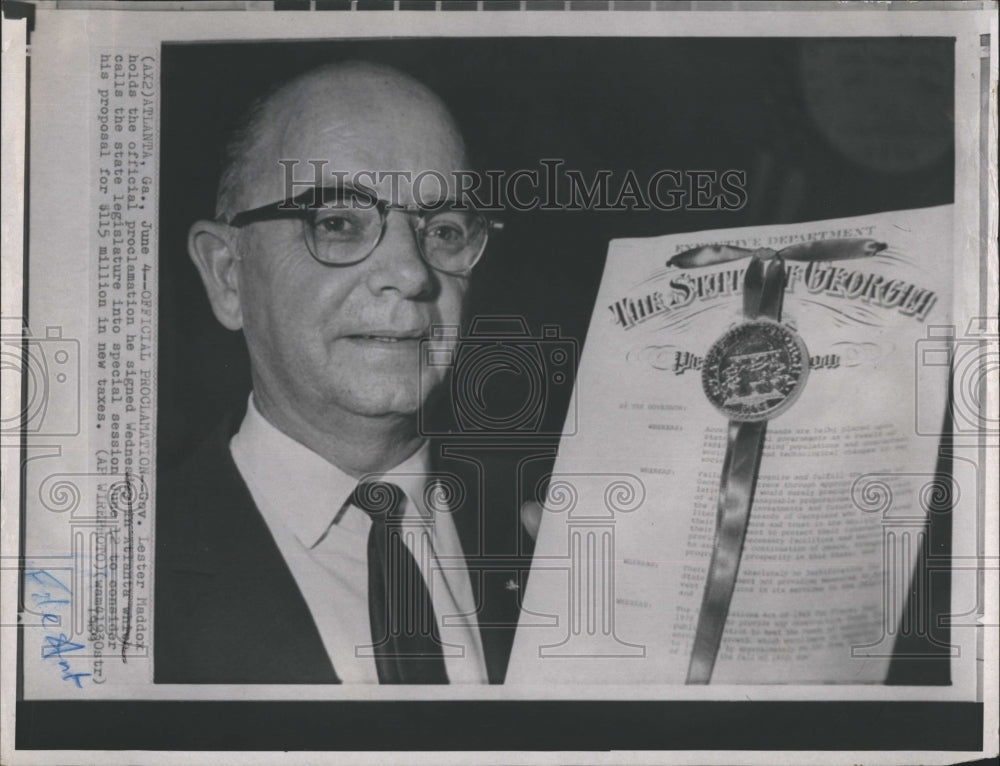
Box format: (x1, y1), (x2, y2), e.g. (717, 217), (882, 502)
(346, 331), (427, 343)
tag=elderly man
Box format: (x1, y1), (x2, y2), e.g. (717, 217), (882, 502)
(155, 61), (533, 684)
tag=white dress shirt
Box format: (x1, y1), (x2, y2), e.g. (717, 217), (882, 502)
(230, 396), (488, 684)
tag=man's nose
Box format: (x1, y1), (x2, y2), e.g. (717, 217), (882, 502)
(364, 211), (436, 298)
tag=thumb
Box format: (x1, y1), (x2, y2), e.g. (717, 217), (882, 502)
(520, 500), (543, 541)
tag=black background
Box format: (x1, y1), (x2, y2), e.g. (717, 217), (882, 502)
(158, 36), (954, 467)
(18, 35), (965, 754)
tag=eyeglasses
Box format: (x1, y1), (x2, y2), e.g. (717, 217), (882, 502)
(222, 185), (503, 276)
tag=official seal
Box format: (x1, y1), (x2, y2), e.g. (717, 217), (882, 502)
(701, 319), (810, 422)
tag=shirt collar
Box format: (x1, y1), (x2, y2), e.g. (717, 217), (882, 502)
(230, 395), (433, 550)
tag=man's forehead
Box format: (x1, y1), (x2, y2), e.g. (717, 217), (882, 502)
(248, 65), (468, 205)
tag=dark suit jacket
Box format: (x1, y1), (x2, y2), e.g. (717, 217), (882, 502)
(155, 413), (552, 684)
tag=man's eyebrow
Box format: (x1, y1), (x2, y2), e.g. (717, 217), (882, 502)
(415, 196), (459, 209)
(288, 183), (464, 211)
(291, 182), (377, 203)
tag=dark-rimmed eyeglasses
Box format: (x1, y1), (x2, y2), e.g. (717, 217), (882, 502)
(221, 185), (503, 276)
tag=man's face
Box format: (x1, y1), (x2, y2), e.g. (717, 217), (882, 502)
(231, 76), (470, 430)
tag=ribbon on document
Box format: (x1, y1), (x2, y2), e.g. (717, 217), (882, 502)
(686, 248), (811, 684)
(666, 238), (886, 269)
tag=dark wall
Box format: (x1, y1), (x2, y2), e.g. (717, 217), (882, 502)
(158, 37), (954, 468)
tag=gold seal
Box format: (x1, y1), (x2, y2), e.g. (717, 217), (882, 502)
(702, 319), (810, 422)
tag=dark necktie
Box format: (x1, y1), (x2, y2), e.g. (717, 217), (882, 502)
(351, 481), (449, 684)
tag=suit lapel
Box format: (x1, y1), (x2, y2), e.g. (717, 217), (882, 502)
(156, 415), (339, 684)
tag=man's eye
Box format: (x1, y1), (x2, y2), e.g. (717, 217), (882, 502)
(313, 212), (366, 239)
(424, 221), (467, 245)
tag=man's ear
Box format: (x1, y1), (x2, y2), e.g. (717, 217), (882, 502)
(188, 220), (244, 331)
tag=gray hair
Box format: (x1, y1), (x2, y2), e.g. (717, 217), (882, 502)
(215, 85), (281, 222)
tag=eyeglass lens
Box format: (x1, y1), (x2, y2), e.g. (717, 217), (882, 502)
(305, 191), (487, 273)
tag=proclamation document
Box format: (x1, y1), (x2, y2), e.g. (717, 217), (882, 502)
(508, 206), (956, 685)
